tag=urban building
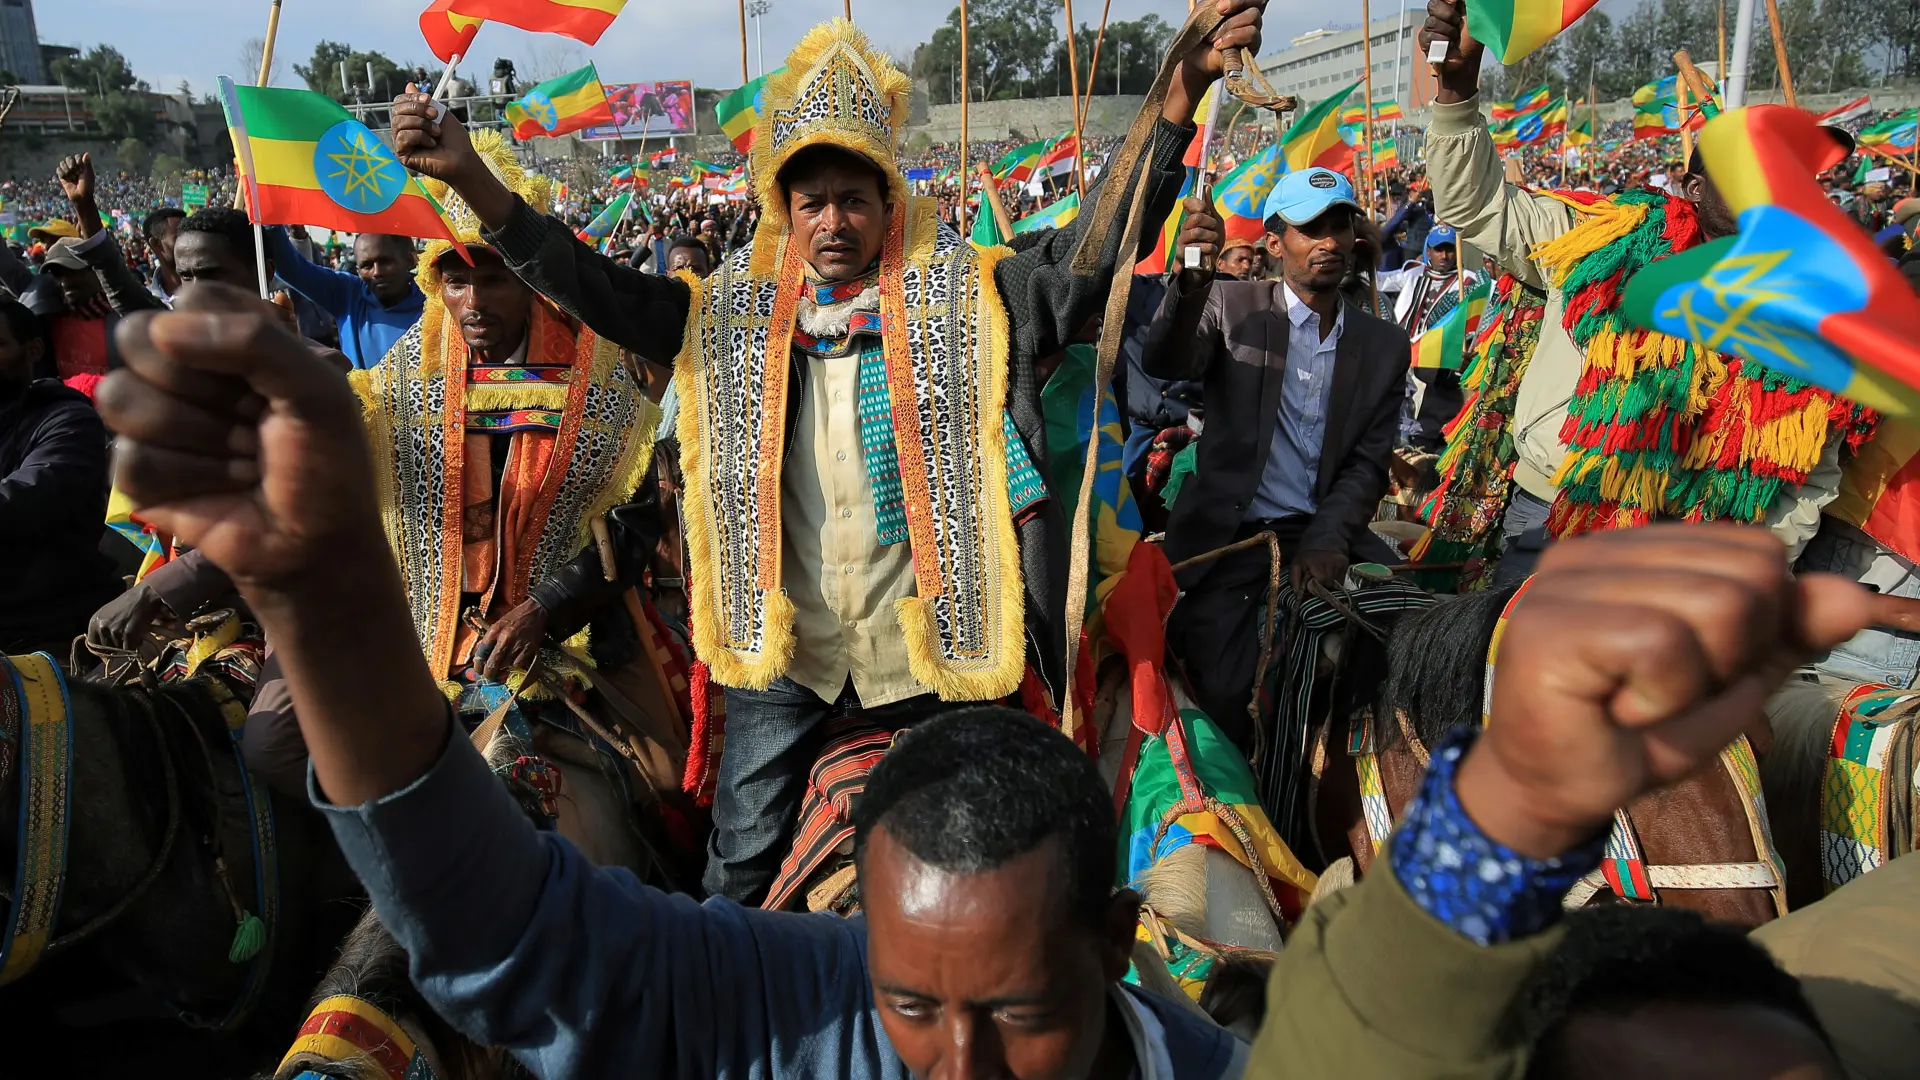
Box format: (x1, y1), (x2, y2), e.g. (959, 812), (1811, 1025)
(1256, 11), (1437, 115)
(0, 0), (44, 85)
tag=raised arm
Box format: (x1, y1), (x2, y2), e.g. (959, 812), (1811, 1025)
(261, 227), (360, 315)
(993, 0), (1268, 360)
(72, 230), (166, 316)
(1137, 193), (1229, 382)
(98, 285), (877, 1078)
(1417, 1), (1574, 290)
(390, 92), (692, 364)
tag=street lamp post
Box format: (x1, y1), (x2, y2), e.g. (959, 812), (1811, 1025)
(749, 0), (772, 80)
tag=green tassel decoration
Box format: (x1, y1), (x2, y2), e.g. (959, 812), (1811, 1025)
(229, 912), (265, 964)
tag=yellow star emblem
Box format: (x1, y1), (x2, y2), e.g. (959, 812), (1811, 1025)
(325, 130), (400, 209)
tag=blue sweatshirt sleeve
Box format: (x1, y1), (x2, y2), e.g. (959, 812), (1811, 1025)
(264, 226), (361, 316)
(317, 720), (896, 1080)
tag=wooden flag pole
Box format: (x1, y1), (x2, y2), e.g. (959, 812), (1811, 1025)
(251, 0), (284, 300)
(1361, 0), (1377, 207)
(737, 0), (750, 83)
(1717, 0), (1728, 85)
(981, 163), (1016, 238)
(1080, 0), (1117, 135)
(1062, 0), (1088, 200)
(960, 0), (970, 236)
(1677, 63), (1694, 163)
(844, 0), (852, 19)
(1761, 0), (1797, 106)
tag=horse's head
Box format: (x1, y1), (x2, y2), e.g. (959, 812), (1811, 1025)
(265, 909), (522, 1080)
(1380, 584), (1520, 752)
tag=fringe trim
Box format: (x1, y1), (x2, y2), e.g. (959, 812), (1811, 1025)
(462, 382), (571, 415)
(885, 238), (1023, 703)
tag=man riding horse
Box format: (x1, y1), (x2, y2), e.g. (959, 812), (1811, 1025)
(387, 9), (1259, 904)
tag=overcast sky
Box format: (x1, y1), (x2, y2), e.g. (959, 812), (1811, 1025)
(40, 0), (1453, 100)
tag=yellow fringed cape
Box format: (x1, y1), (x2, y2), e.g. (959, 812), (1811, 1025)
(349, 299), (659, 683)
(674, 196), (1025, 702)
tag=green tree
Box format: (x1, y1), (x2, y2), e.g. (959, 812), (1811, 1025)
(912, 0), (1058, 103)
(50, 45), (154, 140)
(295, 42), (413, 103)
(117, 137), (152, 175)
(1042, 15), (1175, 99)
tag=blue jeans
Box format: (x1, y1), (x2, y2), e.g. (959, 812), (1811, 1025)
(1493, 488), (1554, 587)
(1795, 523), (1920, 687)
(704, 678), (949, 905)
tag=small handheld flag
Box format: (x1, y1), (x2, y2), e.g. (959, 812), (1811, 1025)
(438, 0), (625, 47)
(1623, 105), (1920, 417)
(1412, 279), (1491, 370)
(504, 64), (613, 139)
(714, 69), (781, 153)
(1013, 192), (1080, 234)
(218, 77), (465, 254)
(1468, 0), (1602, 65)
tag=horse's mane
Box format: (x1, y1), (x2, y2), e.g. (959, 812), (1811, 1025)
(1381, 584), (1520, 750)
(1762, 677), (1853, 810)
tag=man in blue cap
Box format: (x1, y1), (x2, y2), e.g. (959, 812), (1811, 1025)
(1142, 166), (1411, 746)
(1379, 223), (1481, 449)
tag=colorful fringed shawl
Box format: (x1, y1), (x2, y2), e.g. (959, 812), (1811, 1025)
(1410, 274), (1548, 583)
(1529, 188), (1874, 536)
(675, 197), (1025, 701)
(351, 300), (660, 681)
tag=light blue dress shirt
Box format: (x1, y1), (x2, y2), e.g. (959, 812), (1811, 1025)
(1247, 284), (1344, 522)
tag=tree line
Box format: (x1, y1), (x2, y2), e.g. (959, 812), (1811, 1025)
(910, 0), (1175, 106)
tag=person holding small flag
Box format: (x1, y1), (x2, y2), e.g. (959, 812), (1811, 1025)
(1416, 0), (1871, 584)
(1142, 167), (1412, 747)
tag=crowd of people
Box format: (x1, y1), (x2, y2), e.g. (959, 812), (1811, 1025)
(7, 0), (1920, 1075)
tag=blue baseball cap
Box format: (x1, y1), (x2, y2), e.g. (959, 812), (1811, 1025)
(1262, 167), (1363, 227)
(1426, 224), (1459, 248)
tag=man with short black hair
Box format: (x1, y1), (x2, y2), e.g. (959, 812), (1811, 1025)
(665, 232), (711, 277)
(264, 226), (425, 369)
(142, 206), (187, 303)
(1144, 166), (1409, 744)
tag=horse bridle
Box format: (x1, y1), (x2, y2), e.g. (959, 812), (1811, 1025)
(280, 994), (438, 1080)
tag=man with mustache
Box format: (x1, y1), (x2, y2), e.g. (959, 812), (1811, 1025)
(389, 7), (1262, 905)
(1141, 167), (1412, 747)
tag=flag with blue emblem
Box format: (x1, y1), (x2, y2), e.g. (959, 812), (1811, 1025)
(1623, 105), (1920, 417)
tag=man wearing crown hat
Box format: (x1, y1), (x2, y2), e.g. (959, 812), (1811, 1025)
(392, 5), (1267, 904)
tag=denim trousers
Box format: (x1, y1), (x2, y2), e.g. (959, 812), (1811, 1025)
(1795, 523), (1920, 687)
(703, 677), (952, 905)
(1493, 488), (1554, 588)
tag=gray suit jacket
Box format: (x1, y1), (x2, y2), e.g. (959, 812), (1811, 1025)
(1143, 275), (1411, 584)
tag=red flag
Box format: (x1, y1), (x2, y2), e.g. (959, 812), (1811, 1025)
(421, 0), (485, 63)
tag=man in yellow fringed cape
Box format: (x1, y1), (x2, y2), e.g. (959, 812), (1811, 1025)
(388, 9), (1264, 904)
(1415, 6), (1872, 586)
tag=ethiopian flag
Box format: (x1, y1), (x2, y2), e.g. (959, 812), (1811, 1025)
(439, 0), (625, 47)
(219, 78), (462, 246)
(1624, 105), (1920, 417)
(992, 136), (1052, 182)
(1339, 99), (1404, 126)
(1566, 113), (1595, 147)
(1282, 81), (1361, 173)
(1536, 98), (1571, 141)
(1412, 279), (1491, 370)
(505, 64), (613, 139)
(715, 69), (780, 153)
(578, 191), (632, 240)
(1370, 137), (1400, 167)
(1013, 192), (1079, 234)
(1861, 109), (1918, 155)
(1470, 0), (1601, 63)
(1214, 145), (1283, 245)
(1491, 83), (1552, 120)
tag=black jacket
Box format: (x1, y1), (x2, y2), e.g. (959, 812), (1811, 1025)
(479, 119), (1197, 699)
(1144, 276), (1411, 587)
(0, 380), (121, 650)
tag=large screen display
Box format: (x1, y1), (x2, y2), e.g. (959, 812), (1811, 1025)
(581, 80), (697, 139)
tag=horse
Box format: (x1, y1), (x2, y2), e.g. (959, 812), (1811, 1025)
(264, 721), (651, 1080)
(1761, 676), (1920, 910)
(1310, 584), (1790, 927)
(0, 646), (363, 1071)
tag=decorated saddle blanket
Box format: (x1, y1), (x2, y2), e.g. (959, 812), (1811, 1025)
(1822, 683), (1920, 893)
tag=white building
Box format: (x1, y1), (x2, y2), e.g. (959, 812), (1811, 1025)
(1256, 12), (1432, 112)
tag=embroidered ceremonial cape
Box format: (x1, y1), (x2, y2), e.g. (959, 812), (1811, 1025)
(351, 300), (660, 681)
(675, 197), (1024, 701)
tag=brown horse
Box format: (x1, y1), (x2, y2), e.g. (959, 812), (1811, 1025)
(1762, 676), (1920, 910)
(1310, 584), (1788, 927)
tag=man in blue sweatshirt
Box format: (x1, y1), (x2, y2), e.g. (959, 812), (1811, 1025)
(263, 225), (424, 369)
(96, 279), (1251, 1080)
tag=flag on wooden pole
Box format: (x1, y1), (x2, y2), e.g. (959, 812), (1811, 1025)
(1468, 0), (1602, 65)
(504, 63), (614, 139)
(714, 69), (780, 153)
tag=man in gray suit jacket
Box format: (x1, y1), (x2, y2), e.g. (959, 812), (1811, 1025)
(1142, 167), (1411, 746)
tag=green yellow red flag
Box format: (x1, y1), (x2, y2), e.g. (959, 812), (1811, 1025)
(218, 77), (463, 250)
(1469, 0), (1601, 64)
(1281, 81), (1361, 173)
(504, 63), (613, 139)
(714, 69), (780, 153)
(1623, 105), (1920, 417)
(1412, 279), (1491, 370)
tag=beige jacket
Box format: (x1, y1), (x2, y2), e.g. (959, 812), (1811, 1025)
(1425, 95), (1840, 556)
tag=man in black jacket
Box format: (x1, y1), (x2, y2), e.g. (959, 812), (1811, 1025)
(387, 8), (1263, 905)
(1143, 167), (1411, 745)
(0, 298), (121, 653)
